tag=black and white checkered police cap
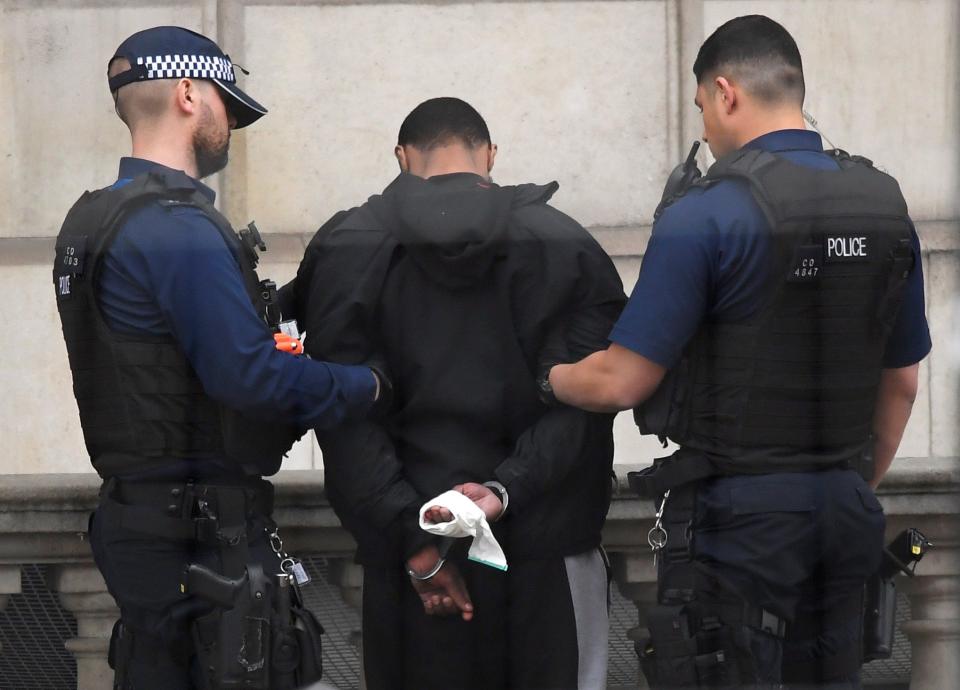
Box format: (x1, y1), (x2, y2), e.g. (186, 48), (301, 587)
(108, 26), (267, 129)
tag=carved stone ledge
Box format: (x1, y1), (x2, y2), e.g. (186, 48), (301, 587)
(900, 573), (960, 690)
(48, 563), (118, 690)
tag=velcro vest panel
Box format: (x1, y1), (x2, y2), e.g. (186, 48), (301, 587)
(54, 170), (293, 478)
(636, 149), (914, 474)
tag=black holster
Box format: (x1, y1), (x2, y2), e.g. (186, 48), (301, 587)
(191, 563), (274, 688)
(861, 527), (932, 662)
(862, 574), (897, 662)
(189, 563), (324, 689)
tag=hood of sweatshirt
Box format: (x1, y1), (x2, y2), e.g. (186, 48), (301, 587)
(369, 172), (559, 289)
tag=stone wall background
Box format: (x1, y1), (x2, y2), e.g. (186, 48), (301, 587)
(0, 0), (957, 474)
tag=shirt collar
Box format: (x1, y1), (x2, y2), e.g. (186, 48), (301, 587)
(742, 129), (824, 154)
(117, 157), (216, 203)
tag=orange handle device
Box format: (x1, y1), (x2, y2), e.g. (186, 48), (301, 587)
(274, 332), (303, 355)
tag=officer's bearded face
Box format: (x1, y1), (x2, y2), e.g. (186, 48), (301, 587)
(192, 94), (231, 179)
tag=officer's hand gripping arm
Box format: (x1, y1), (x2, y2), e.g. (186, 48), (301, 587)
(495, 300), (624, 512)
(549, 344), (666, 413)
(145, 213), (376, 430)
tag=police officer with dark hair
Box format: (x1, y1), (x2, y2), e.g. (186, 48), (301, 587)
(549, 14), (930, 689)
(53, 26), (381, 689)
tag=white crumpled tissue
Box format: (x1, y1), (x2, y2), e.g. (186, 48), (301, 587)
(419, 489), (508, 571)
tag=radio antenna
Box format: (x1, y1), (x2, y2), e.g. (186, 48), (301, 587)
(803, 109), (838, 151)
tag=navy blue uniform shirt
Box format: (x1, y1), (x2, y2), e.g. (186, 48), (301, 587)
(97, 158), (376, 477)
(611, 129), (932, 369)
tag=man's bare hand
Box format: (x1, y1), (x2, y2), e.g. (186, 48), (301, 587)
(422, 482), (503, 524)
(407, 545), (474, 621)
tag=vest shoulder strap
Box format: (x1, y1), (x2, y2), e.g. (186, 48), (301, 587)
(54, 171), (219, 313)
(700, 147), (908, 228)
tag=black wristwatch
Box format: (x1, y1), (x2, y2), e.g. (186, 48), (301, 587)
(536, 370), (559, 407)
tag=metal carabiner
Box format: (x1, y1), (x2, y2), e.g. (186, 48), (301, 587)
(647, 490), (671, 565)
(267, 527), (285, 557)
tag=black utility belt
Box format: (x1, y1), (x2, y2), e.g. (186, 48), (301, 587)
(109, 477), (274, 513)
(100, 477), (274, 543)
(628, 452), (864, 499)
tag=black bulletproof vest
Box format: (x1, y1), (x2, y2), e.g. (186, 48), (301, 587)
(54, 169), (296, 478)
(636, 149), (915, 476)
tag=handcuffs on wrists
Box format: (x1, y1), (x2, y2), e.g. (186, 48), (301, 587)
(407, 537), (454, 581)
(482, 480), (509, 522)
(407, 556), (446, 581)
(406, 481), (510, 581)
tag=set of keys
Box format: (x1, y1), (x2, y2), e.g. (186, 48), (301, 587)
(282, 557), (311, 587)
(647, 489), (670, 567)
(267, 526), (311, 587)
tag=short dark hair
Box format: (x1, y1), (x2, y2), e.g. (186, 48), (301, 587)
(108, 56), (173, 127)
(693, 15), (805, 105)
(397, 97), (491, 150)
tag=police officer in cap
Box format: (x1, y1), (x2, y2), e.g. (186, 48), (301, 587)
(53, 26), (382, 688)
(547, 15), (930, 688)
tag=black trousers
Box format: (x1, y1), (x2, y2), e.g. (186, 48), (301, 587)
(664, 468), (885, 688)
(362, 546), (609, 690)
(88, 490), (282, 689)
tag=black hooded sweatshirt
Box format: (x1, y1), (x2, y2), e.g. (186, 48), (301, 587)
(293, 172), (626, 567)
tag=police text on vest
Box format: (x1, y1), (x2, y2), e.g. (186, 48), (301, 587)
(827, 236), (869, 259)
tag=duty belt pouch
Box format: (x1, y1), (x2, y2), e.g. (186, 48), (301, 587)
(220, 407), (301, 477)
(640, 604), (699, 688)
(290, 605), (324, 682)
(691, 619), (745, 689)
(270, 578), (324, 689)
(107, 619), (131, 689)
(629, 452), (716, 501)
(640, 605), (749, 689)
(634, 355), (691, 441)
